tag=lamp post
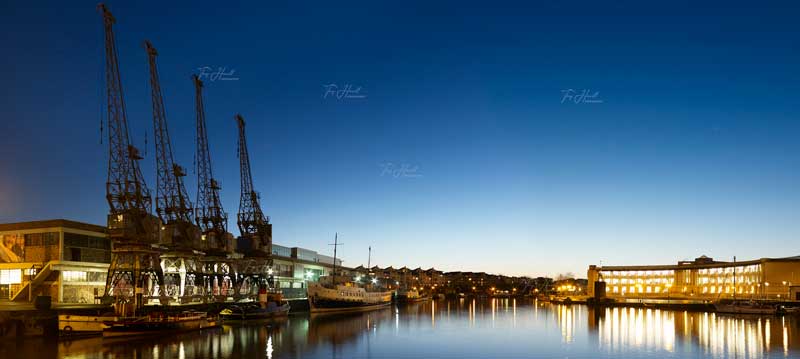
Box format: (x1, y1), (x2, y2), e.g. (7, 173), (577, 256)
(665, 283), (672, 303)
(783, 281), (792, 300)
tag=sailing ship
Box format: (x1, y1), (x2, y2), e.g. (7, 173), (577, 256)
(307, 234), (392, 313)
(713, 256), (778, 315)
(714, 301), (778, 315)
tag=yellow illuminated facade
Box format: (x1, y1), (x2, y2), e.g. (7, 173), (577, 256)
(588, 255), (800, 301)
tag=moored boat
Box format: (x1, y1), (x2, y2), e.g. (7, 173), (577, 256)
(220, 302), (289, 320)
(221, 289), (290, 320)
(59, 314), (119, 336)
(102, 311), (218, 338)
(308, 234), (393, 314)
(308, 281), (392, 313)
(396, 288), (430, 303)
(714, 301), (778, 315)
(713, 257), (778, 316)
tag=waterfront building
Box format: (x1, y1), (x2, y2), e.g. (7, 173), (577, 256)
(0, 219), (110, 303)
(587, 255), (800, 301)
(271, 244), (343, 298)
(0, 219), (347, 304)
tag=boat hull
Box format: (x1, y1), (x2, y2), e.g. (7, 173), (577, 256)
(102, 315), (218, 338)
(397, 296), (431, 303)
(309, 300), (391, 314)
(220, 304), (290, 321)
(59, 315), (118, 335)
(714, 304), (777, 315)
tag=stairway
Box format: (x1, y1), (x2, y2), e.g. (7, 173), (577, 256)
(11, 262), (54, 302)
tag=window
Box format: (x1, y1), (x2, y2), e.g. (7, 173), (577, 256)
(62, 271), (88, 282)
(64, 233), (109, 249)
(24, 233), (42, 246)
(0, 270), (22, 284)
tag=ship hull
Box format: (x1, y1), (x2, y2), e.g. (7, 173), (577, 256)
(59, 315), (119, 335)
(397, 296), (431, 303)
(309, 299), (391, 313)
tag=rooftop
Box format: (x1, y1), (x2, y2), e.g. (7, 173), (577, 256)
(0, 219), (107, 233)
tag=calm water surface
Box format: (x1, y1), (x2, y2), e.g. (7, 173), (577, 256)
(4, 299), (800, 358)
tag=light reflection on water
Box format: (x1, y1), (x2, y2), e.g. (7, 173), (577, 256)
(2, 299), (799, 358)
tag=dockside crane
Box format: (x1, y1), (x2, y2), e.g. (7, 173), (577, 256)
(144, 40), (203, 303)
(194, 75), (236, 301)
(98, 3), (164, 315)
(235, 114), (274, 298)
(194, 75), (230, 252)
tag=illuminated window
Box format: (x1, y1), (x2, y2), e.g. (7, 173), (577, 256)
(62, 271), (88, 282)
(0, 270), (22, 284)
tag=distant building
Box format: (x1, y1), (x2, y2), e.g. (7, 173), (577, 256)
(588, 255), (800, 300)
(553, 278), (588, 295)
(348, 265), (446, 290)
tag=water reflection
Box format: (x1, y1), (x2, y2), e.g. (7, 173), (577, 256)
(581, 306), (800, 358)
(3, 299), (799, 358)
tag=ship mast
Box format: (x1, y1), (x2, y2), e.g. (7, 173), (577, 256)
(330, 233), (342, 286)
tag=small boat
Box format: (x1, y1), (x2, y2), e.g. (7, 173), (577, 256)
(220, 302), (290, 320)
(102, 311), (218, 338)
(221, 288), (290, 321)
(714, 301), (778, 315)
(781, 306), (800, 314)
(396, 288), (430, 303)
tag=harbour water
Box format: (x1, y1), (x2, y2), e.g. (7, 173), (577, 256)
(2, 299), (799, 358)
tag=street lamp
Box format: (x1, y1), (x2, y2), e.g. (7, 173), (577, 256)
(665, 283), (672, 302)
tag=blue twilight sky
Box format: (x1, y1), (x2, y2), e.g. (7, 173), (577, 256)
(1, 1), (799, 277)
